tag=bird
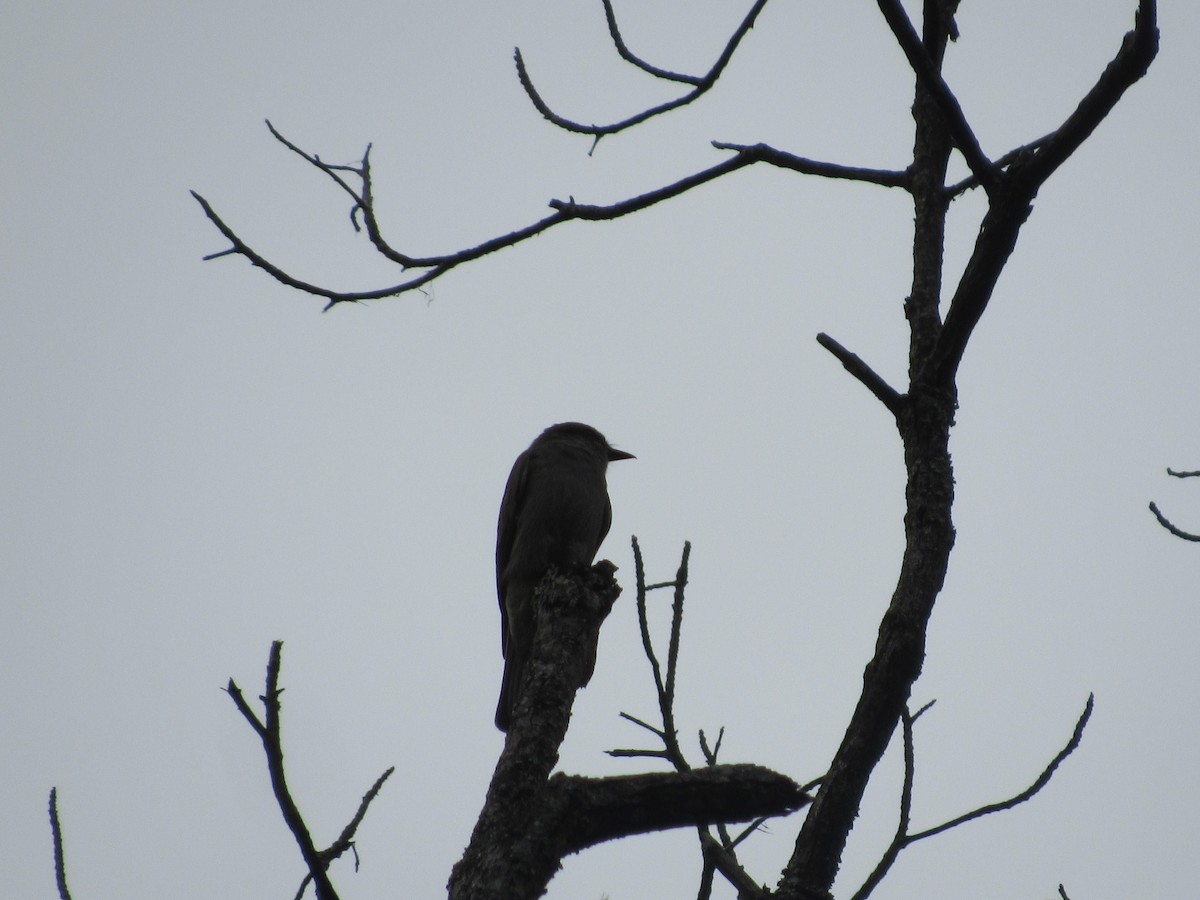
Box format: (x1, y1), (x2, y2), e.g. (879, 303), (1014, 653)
(494, 422), (634, 732)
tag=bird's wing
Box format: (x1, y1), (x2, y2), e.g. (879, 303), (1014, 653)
(495, 447), (532, 656)
(597, 494), (613, 555)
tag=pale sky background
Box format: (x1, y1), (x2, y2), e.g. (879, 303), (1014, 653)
(3, 1), (1198, 898)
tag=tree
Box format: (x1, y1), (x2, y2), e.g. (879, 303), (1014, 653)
(51, 1), (1152, 898)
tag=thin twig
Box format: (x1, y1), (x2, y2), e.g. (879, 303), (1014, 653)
(663, 542), (691, 725)
(49, 788), (73, 900)
(601, 0), (701, 85)
(1167, 468), (1200, 479)
(908, 694), (1094, 842)
(854, 695), (1089, 900)
(712, 141), (908, 189)
(632, 537), (667, 705)
(515, 0), (770, 139)
(197, 130), (901, 310)
(293, 767), (395, 900)
(619, 541), (769, 897)
(700, 831), (769, 899)
(265, 119), (366, 212)
(851, 704), (922, 900)
(1148, 501), (1200, 542)
(227, 642), (340, 900)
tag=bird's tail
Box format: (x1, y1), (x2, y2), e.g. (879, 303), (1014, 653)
(494, 645), (528, 733)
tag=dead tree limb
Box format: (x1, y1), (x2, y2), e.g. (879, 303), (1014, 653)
(227, 642), (394, 900)
(852, 696), (1093, 899)
(515, 0), (770, 141)
(48, 788), (73, 900)
(1150, 467), (1200, 541)
(450, 558), (809, 899)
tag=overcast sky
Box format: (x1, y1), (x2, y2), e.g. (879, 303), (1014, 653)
(3, 1), (1197, 898)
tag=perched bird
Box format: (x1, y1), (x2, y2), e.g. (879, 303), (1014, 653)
(494, 422), (634, 732)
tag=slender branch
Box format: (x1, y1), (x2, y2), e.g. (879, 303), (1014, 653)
(816, 332), (903, 415)
(626, 536), (689, 767)
(853, 696), (1088, 900)
(265, 120), (366, 216)
(1010, 0), (1158, 189)
(929, 0), (1158, 383)
(194, 149), (761, 309)
(515, 0), (770, 138)
(1167, 468), (1200, 479)
(601, 0), (702, 85)
(711, 142), (908, 188)
(851, 702), (930, 900)
(1148, 501), (1200, 542)
(617, 541), (777, 897)
(701, 831), (769, 899)
(909, 694), (1094, 842)
(874, 0), (1000, 194)
(49, 788), (73, 900)
(291, 767), (394, 900)
(195, 134), (901, 311)
(632, 538), (667, 713)
(663, 542), (691, 727)
(227, 642), (340, 900)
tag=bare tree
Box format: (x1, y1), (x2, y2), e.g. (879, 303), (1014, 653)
(159, 1), (1163, 898)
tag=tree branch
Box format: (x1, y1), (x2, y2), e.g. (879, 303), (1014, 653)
(515, 0), (770, 139)
(49, 788), (73, 900)
(850, 702), (930, 900)
(874, 0), (1000, 194)
(616, 540), (785, 898)
(1148, 501), (1200, 542)
(601, 0), (703, 85)
(193, 144), (769, 309)
(228, 643), (391, 900)
(816, 332), (903, 415)
(701, 830), (770, 899)
(227, 643), (339, 900)
(928, 0), (1158, 383)
(194, 133), (904, 312)
(711, 142), (908, 188)
(554, 765), (810, 852)
(909, 694), (1093, 841)
(852, 696), (1090, 900)
(449, 566), (622, 899)
(293, 767), (397, 900)
(1011, 0), (1158, 188)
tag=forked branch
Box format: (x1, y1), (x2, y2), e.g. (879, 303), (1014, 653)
(853, 695), (1094, 900)
(194, 128), (905, 310)
(516, 0), (770, 141)
(227, 642), (394, 900)
(874, 0), (1000, 194)
(927, 0), (1158, 384)
(609, 539), (817, 899)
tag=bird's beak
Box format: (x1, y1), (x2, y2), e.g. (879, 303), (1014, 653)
(608, 448), (636, 462)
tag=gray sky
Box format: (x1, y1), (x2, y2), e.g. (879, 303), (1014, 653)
(3, 1), (1197, 897)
